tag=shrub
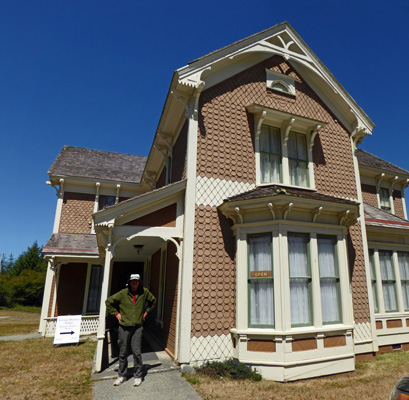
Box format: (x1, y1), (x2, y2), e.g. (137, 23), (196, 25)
(195, 359), (262, 381)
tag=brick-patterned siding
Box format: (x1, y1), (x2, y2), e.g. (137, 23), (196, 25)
(172, 120), (188, 183)
(393, 190), (406, 219)
(59, 192), (94, 234)
(348, 224), (370, 323)
(362, 184), (378, 208)
(193, 55), (370, 339)
(191, 205), (235, 337)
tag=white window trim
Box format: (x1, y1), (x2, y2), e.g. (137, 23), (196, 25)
(236, 222), (352, 335)
(266, 69), (296, 96)
(247, 104), (326, 189)
(370, 247), (408, 315)
(82, 263), (104, 315)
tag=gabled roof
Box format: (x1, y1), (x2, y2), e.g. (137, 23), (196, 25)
(224, 184), (357, 205)
(42, 233), (99, 256)
(364, 203), (409, 230)
(356, 149), (409, 176)
(48, 146), (147, 183)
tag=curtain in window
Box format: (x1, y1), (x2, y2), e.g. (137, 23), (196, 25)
(379, 188), (391, 211)
(260, 125), (281, 184)
(369, 250), (378, 313)
(288, 133), (307, 186)
(398, 252), (409, 310)
(288, 233), (311, 325)
(248, 235), (274, 326)
(318, 236), (340, 323)
(379, 251), (397, 311)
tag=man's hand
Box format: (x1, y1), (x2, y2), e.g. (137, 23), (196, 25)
(143, 312), (148, 322)
(116, 313), (122, 322)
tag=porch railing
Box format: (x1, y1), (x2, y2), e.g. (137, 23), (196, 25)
(44, 315), (100, 337)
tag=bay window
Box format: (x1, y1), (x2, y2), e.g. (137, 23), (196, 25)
(379, 250), (397, 312)
(398, 252), (409, 311)
(248, 234), (274, 327)
(288, 233), (311, 326)
(318, 235), (341, 324)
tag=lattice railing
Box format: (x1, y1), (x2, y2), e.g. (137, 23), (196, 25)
(44, 315), (99, 337)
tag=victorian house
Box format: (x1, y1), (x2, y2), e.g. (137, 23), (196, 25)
(39, 22), (409, 381)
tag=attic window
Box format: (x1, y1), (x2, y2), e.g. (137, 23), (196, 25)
(266, 69), (296, 96)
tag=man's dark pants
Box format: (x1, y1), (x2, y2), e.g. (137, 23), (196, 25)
(117, 325), (143, 378)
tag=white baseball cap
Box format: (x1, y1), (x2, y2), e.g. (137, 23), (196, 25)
(128, 274), (140, 281)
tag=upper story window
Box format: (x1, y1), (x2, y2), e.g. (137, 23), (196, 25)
(247, 104), (326, 189)
(379, 188), (391, 212)
(98, 195), (115, 210)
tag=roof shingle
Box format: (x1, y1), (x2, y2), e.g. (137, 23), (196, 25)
(48, 146), (147, 183)
(42, 233), (99, 256)
(356, 149), (409, 176)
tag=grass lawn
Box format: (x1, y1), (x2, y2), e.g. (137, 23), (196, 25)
(0, 337), (96, 400)
(185, 351), (408, 399)
(0, 307), (41, 336)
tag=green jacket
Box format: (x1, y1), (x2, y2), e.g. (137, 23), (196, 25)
(105, 285), (156, 327)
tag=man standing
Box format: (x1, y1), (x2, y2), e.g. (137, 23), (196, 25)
(106, 273), (156, 387)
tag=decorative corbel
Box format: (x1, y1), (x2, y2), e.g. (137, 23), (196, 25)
(116, 184), (121, 204)
(282, 118), (295, 146)
(255, 111), (267, 141)
(158, 132), (173, 153)
(154, 143), (169, 161)
(193, 81), (205, 120)
(171, 89), (190, 118)
(312, 206), (323, 223)
(159, 237), (183, 260)
(390, 176), (399, 193)
(339, 210), (351, 226)
(309, 124), (321, 150)
(143, 171), (156, 190)
(235, 207), (243, 224)
(95, 182), (100, 202)
(283, 202), (293, 220)
(376, 173), (386, 191)
(58, 178), (65, 198)
(267, 202), (275, 219)
(404, 179), (409, 190)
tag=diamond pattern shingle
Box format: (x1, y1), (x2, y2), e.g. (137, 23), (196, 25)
(42, 233), (99, 255)
(48, 146), (147, 183)
(356, 149), (409, 176)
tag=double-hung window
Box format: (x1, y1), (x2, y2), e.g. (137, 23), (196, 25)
(288, 233), (311, 326)
(379, 251), (397, 312)
(318, 235), (341, 324)
(369, 250), (379, 313)
(248, 233), (274, 327)
(398, 252), (409, 311)
(98, 195), (116, 210)
(379, 188), (391, 212)
(260, 125), (281, 184)
(288, 132), (308, 187)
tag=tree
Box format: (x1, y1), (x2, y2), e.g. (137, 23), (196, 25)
(9, 241), (47, 276)
(0, 241), (47, 307)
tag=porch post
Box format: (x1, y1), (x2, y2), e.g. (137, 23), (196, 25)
(39, 260), (55, 335)
(95, 226), (114, 372)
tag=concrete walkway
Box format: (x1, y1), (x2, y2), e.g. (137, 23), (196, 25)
(0, 333), (41, 341)
(91, 340), (201, 400)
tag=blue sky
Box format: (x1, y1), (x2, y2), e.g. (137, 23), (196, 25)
(1, 0), (408, 258)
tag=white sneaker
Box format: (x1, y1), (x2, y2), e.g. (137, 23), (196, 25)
(114, 376), (126, 386)
(133, 377), (142, 387)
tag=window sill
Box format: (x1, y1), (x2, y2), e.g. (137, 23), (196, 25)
(231, 324), (353, 336)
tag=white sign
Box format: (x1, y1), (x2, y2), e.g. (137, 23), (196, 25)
(53, 315), (81, 345)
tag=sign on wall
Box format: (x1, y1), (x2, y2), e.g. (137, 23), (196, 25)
(53, 315), (81, 345)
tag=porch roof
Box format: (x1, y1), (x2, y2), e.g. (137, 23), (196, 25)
(42, 233), (99, 256)
(364, 203), (409, 230)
